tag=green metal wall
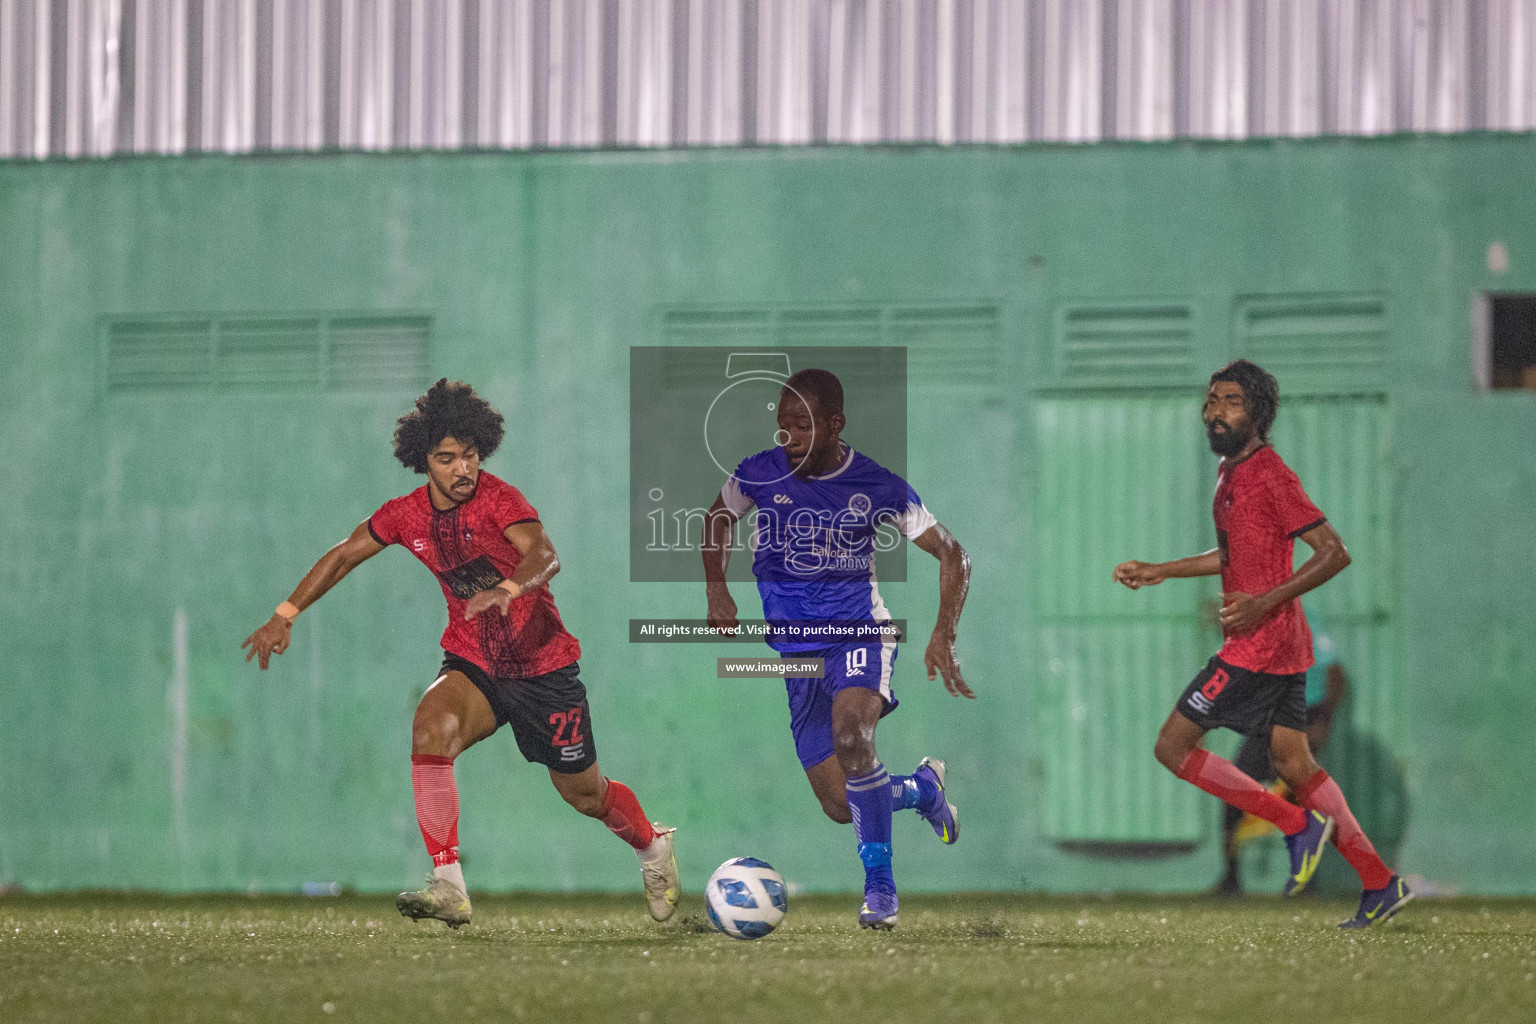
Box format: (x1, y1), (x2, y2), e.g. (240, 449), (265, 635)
(1033, 396), (1213, 846)
(1, 134), (1534, 894)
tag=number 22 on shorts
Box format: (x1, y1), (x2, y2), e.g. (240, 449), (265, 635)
(549, 708), (586, 762)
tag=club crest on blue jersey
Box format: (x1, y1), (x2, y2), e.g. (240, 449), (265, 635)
(720, 444), (936, 653)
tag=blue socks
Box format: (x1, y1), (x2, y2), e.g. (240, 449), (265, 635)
(890, 772), (941, 814)
(846, 762), (940, 894)
(845, 763), (895, 895)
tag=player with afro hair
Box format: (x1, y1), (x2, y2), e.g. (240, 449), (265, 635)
(243, 377), (680, 930)
(392, 378), (506, 474)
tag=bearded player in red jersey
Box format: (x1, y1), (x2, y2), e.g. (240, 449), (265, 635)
(241, 379), (680, 928)
(1114, 361), (1411, 929)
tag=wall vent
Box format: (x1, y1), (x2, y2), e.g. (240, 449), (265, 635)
(219, 318), (322, 387)
(107, 320), (215, 389)
(776, 308), (883, 346)
(1054, 303), (1194, 383)
(106, 314), (430, 392)
(659, 308), (773, 347)
(657, 304), (1001, 392)
(328, 317), (431, 390)
(1237, 295), (1387, 373)
(891, 306), (1001, 386)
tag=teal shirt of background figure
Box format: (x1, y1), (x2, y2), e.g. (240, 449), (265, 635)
(1305, 628), (1338, 706)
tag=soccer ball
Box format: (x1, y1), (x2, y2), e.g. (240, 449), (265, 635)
(704, 857), (788, 940)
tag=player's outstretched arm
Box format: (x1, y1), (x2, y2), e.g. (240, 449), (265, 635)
(241, 520), (386, 670)
(701, 494), (741, 634)
(1219, 522), (1350, 634)
(464, 521), (561, 619)
(1113, 549), (1221, 589)
(913, 523), (975, 699)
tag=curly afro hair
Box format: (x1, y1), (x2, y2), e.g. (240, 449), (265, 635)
(1209, 359), (1280, 440)
(393, 378), (505, 473)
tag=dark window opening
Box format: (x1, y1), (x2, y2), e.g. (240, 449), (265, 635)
(1490, 295), (1536, 390)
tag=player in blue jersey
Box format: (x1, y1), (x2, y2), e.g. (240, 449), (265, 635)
(701, 368), (974, 930)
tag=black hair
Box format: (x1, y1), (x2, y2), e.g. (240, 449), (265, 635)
(783, 368), (844, 418)
(392, 378), (505, 473)
(1209, 359), (1279, 440)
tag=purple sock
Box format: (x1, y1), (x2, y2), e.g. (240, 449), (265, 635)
(846, 763), (894, 894)
(890, 773), (940, 814)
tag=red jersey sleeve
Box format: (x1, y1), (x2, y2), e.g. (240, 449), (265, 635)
(489, 481), (541, 532)
(1263, 460), (1327, 538)
(368, 497), (404, 546)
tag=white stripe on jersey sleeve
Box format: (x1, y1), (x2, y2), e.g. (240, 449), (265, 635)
(720, 476), (755, 517)
(896, 501), (937, 540)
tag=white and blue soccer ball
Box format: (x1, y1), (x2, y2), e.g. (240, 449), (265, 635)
(704, 857), (788, 940)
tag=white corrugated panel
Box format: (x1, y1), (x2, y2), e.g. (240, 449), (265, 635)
(2, 0), (1535, 160)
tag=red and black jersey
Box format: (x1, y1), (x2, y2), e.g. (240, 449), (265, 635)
(1212, 445), (1327, 675)
(369, 472), (582, 678)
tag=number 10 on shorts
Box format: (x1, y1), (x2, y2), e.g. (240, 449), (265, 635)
(845, 648), (868, 677)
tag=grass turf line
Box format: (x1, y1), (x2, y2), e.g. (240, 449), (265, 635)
(3, 893), (1535, 1024)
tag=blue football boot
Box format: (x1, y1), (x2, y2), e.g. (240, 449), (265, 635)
(1283, 809), (1335, 897)
(858, 890), (899, 931)
(913, 756), (960, 845)
(1338, 875), (1413, 930)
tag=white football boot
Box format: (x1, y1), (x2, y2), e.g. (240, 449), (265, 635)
(396, 874), (473, 929)
(639, 826), (680, 922)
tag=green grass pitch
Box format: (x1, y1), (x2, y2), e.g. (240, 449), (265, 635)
(3, 893), (1534, 1023)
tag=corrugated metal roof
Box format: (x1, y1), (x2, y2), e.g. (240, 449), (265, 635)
(2, 0), (1534, 160)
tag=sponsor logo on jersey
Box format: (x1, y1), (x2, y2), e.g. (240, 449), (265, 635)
(736, 451), (912, 580)
(436, 555), (506, 600)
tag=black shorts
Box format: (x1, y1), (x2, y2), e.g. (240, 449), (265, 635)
(1175, 656), (1306, 737)
(438, 654), (597, 774)
(1231, 701), (1336, 782)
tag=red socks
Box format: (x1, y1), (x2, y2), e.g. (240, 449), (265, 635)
(1176, 748), (1308, 836)
(1298, 769), (1394, 890)
(1176, 755), (1395, 890)
(599, 779), (657, 850)
(414, 758), (657, 863)
(411, 753), (460, 866)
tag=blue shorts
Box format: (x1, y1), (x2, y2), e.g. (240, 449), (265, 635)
(785, 641), (900, 770)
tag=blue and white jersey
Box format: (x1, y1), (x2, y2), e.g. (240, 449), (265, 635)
(719, 443), (937, 653)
